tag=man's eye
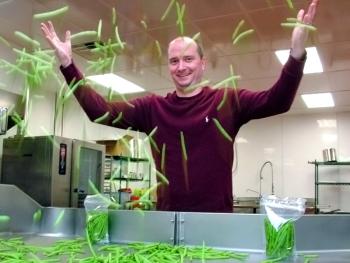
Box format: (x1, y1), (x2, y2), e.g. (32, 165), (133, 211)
(170, 59), (178, 64)
(184, 57), (193, 62)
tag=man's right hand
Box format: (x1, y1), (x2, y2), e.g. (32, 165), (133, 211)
(41, 21), (72, 67)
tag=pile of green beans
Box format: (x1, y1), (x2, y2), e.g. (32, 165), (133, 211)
(0, 236), (250, 262)
(86, 211), (108, 244)
(264, 218), (295, 259)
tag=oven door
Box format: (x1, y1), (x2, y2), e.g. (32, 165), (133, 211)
(70, 139), (105, 207)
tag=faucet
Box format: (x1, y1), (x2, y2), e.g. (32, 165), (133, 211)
(259, 161), (274, 196)
(246, 188), (260, 197)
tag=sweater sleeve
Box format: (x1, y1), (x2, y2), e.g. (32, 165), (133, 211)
(60, 62), (148, 132)
(236, 54), (306, 125)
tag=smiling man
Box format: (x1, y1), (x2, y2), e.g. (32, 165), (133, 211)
(167, 37), (205, 97)
(41, 0), (318, 212)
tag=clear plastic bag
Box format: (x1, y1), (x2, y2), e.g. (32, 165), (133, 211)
(260, 195), (306, 259)
(84, 194), (109, 244)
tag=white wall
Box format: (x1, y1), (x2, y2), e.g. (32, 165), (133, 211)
(234, 111), (350, 211)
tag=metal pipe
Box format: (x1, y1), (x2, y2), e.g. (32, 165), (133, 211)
(259, 161), (274, 196)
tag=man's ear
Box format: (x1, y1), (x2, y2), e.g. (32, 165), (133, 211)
(201, 58), (206, 70)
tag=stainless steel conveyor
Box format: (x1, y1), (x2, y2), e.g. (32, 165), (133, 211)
(1, 184), (350, 262)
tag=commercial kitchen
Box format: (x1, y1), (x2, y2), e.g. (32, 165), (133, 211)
(0, 0), (350, 262)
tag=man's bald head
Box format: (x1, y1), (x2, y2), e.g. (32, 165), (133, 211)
(168, 36), (204, 59)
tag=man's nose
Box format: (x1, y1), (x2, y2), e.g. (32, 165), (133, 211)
(177, 60), (185, 70)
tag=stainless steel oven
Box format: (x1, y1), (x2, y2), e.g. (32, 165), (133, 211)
(1, 136), (105, 207)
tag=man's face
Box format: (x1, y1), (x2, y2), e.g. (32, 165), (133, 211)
(168, 38), (205, 90)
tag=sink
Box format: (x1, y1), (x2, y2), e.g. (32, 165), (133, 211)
(233, 197), (260, 213)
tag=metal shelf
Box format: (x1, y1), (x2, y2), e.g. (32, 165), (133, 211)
(308, 161), (350, 165)
(309, 160), (350, 214)
(110, 155), (149, 162)
(316, 182), (350, 185)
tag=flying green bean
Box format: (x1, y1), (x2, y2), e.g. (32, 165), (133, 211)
(140, 20), (148, 30)
(232, 19), (245, 41)
(93, 111), (110, 123)
(155, 40), (162, 58)
(33, 6), (69, 20)
(286, 0), (294, 9)
(112, 111), (123, 124)
(54, 210), (65, 227)
(0, 35), (10, 47)
(161, 143), (166, 173)
(180, 131), (188, 161)
(33, 209), (42, 223)
(233, 29), (255, 45)
(281, 22), (317, 31)
(161, 0), (176, 21)
(212, 75), (241, 89)
(14, 31), (40, 48)
(97, 19), (102, 40)
(212, 118), (233, 142)
(70, 31), (97, 41)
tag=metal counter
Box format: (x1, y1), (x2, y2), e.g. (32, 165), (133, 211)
(1, 184), (350, 262)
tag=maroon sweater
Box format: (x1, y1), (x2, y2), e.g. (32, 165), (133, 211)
(61, 55), (305, 212)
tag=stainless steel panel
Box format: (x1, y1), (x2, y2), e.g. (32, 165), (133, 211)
(0, 184), (41, 233)
(1, 136), (53, 206)
(109, 210), (176, 244)
(178, 212), (265, 251)
(39, 207), (78, 237)
(295, 214), (350, 251)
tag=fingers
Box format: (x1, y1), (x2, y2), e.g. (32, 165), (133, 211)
(297, 9), (305, 22)
(304, 0), (318, 24)
(65, 30), (71, 43)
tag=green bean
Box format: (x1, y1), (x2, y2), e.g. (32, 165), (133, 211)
(286, 0), (294, 9)
(112, 111), (123, 124)
(0, 35), (10, 47)
(176, 2), (186, 35)
(155, 169), (169, 185)
(0, 215), (10, 223)
(32, 209), (42, 223)
(161, 0), (176, 21)
(13, 48), (52, 66)
(281, 22), (317, 31)
(70, 31), (97, 41)
(53, 210), (65, 227)
(14, 31), (40, 48)
(114, 26), (125, 50)
(212, 118), (233, 142)
(33, 6), (69, 20)
(161, 143), (166, 173)
(97, 19), (102, 41)
(212, 75), (241, 89)
(232, 19), (245, 41)
(155, 40), (162, 58)
(184, 79), (210, 93)
(180, 131), (188, 161)
(216, 87), (228, 111)
(233, 29), (254, 45)
(93, 111), (110, 123)
(140, 20), (148, 30)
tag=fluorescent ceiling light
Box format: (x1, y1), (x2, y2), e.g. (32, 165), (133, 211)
(301, 93), (334, 108)
(275, 47), (323, 74)
(86, 73), (145, 94)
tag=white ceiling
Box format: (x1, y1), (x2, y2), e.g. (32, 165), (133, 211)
(0, 0), (350, 114)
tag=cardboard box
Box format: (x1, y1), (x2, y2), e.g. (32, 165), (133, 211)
(97, 135), (133, 156)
